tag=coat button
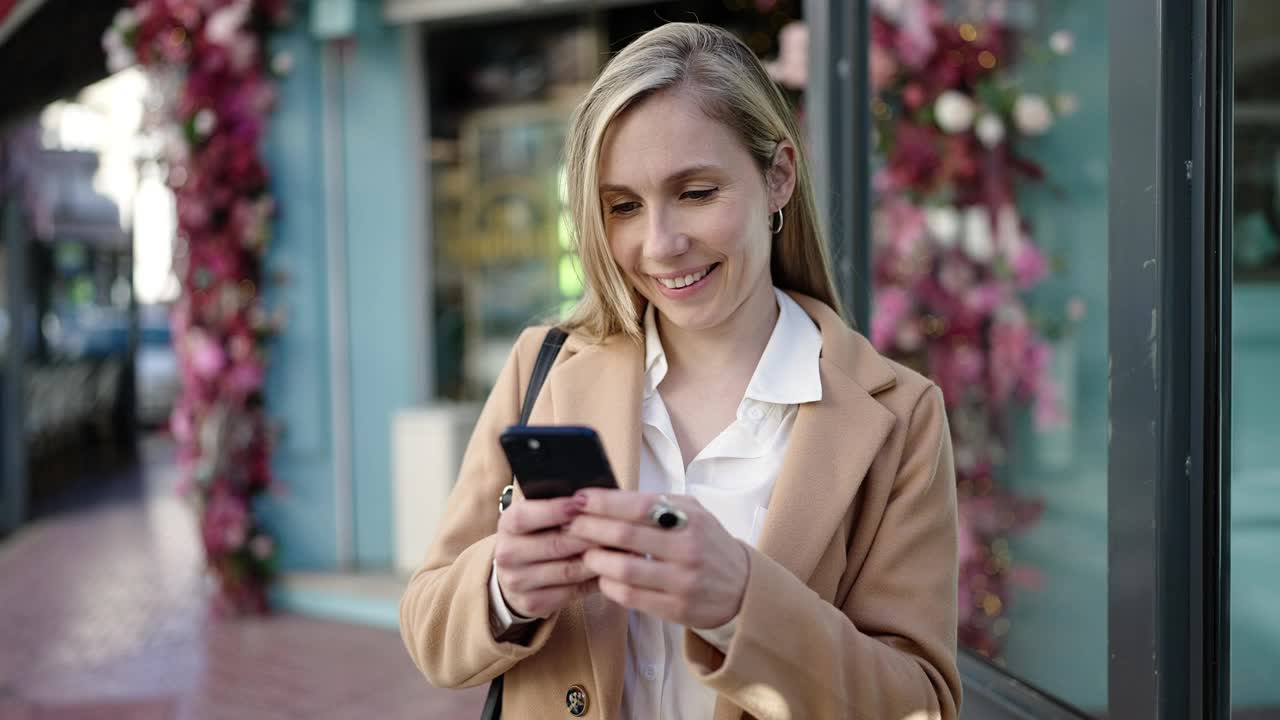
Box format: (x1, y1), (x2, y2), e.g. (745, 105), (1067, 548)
(565, 685), (589, 717)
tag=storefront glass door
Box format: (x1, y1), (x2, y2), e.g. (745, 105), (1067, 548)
(1230, 1), (1280, 716)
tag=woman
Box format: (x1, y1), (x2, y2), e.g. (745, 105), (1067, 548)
(400, 22), (961, 720)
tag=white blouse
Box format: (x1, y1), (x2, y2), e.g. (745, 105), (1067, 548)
(490, 287), (823, 719)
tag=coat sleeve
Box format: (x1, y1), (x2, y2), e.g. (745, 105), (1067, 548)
(683, 385), (962, 720)
(399, 327), (562, 688)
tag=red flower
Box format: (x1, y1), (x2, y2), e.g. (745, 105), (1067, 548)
(202, 488), (249, 555)
(887, 122), (942, 190)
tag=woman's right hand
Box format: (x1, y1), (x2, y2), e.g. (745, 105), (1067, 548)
(494, 495), (599, 619)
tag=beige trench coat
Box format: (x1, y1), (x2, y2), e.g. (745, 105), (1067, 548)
(400, 292), (962, 720)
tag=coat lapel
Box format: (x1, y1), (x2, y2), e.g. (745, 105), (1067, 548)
(711, 294), (899, 720)
(546, 335), (643, 720)
(757, 293), (900, 585)
(753, 360), (897, 583)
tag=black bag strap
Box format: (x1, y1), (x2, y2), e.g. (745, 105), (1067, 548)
(482, 326), (568, 720)
(519, 327), (568, 425)
(481, 676), (505, 720)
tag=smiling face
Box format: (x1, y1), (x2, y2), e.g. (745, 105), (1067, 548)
(597, 91), (788, 334)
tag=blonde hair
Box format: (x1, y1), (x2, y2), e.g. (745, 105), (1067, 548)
(560, 22), (843, 341)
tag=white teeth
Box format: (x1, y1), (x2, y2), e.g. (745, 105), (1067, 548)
(657, 266), (711, 289)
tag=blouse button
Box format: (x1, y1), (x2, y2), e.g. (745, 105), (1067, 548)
(747, 406), (764, 421)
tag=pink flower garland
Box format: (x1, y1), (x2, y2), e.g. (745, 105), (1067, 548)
(104, 0), (289, 616)
(867, 0), (1067, 658)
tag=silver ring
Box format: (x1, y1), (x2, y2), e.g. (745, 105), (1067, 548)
(649, 495), (687, 531)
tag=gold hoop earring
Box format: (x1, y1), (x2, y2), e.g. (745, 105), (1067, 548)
(771, 209), (784, 234)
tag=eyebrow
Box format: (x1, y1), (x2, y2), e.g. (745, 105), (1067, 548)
(599, 164), (723, 194)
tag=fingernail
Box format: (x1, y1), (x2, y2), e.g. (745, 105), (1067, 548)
(572, 493), (589, 509)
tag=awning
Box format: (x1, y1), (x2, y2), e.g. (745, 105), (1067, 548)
(383, 0), (647, 25)
(0, 0), (125, 126)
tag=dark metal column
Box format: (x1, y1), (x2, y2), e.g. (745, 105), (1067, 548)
(1189, 0), (1233, 717)
(1108, 0), (1226, 716)
(804, 0), (870, 332)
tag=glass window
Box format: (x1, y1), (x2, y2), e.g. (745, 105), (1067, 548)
(425, 15), (601, 401)
(1232, 2), (1280, 717)
(869, 0), (1106, 712)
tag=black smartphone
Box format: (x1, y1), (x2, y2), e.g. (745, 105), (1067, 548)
(499, 425), (619, 500)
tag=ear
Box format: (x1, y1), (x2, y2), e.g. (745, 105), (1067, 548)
(766, 140), (798, 214)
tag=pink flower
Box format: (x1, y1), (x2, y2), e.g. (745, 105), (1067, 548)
(203, 491), (248, 554)
(1033, 380), (1067, 429)
(988, 313), (1030, 406)
(1067, 297), (1086, 322)
(952, 344), (986, 384)
(885, 199), (927, 256)
(964, 283), (1004, 315)
(249, 535), (274, 560)
(896, 322), (924, 352)
(938, 257), (977, 295)
(902, 83), (926, 110)
(228, 332), (253, 361)
(893, 0), (938, 69)
(1025, 340), (1066, 429)
(1026, 338), (1052, 379)
(178, 197), (209, 232)
(171, 405), (194, 443)
(225, 523), (247, 549)
(870, 44), (899, 92)
(225, 359), (265, 397)
(887, 123), (941, 189)
(188, 330), (227, 379)
(205, 0), (251, 46)
(871, 286), (914, 349)
(765, 22), (808, 90)
(226, 32), (258, 73)
(1011, 239), (1049, 289)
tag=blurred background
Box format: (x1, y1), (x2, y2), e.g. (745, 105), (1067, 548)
(0, 0), (1276, 718)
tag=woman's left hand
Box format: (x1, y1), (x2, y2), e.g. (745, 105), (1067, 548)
(565, 489), (749, 629)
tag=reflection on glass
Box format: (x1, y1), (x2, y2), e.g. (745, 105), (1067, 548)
(426, 17), (601, 400)
(869, 0), (1107, 712)
(1232, 2), (1280, 717)
(995, 5), (1107, 713)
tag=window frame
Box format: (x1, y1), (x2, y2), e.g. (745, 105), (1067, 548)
(804, 0), (872, 332)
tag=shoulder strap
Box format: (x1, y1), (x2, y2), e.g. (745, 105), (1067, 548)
(483, 327), (567, 720)
(518, 327), (567, 425)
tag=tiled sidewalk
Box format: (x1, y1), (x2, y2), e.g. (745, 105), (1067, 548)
(0, 437), (484, 719)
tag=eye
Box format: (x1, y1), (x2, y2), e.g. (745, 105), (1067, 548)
(681, 187), (718, 201)
(608, 201), (641, 216)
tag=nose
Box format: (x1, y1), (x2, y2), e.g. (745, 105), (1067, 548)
(642, 206), (690, 262)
